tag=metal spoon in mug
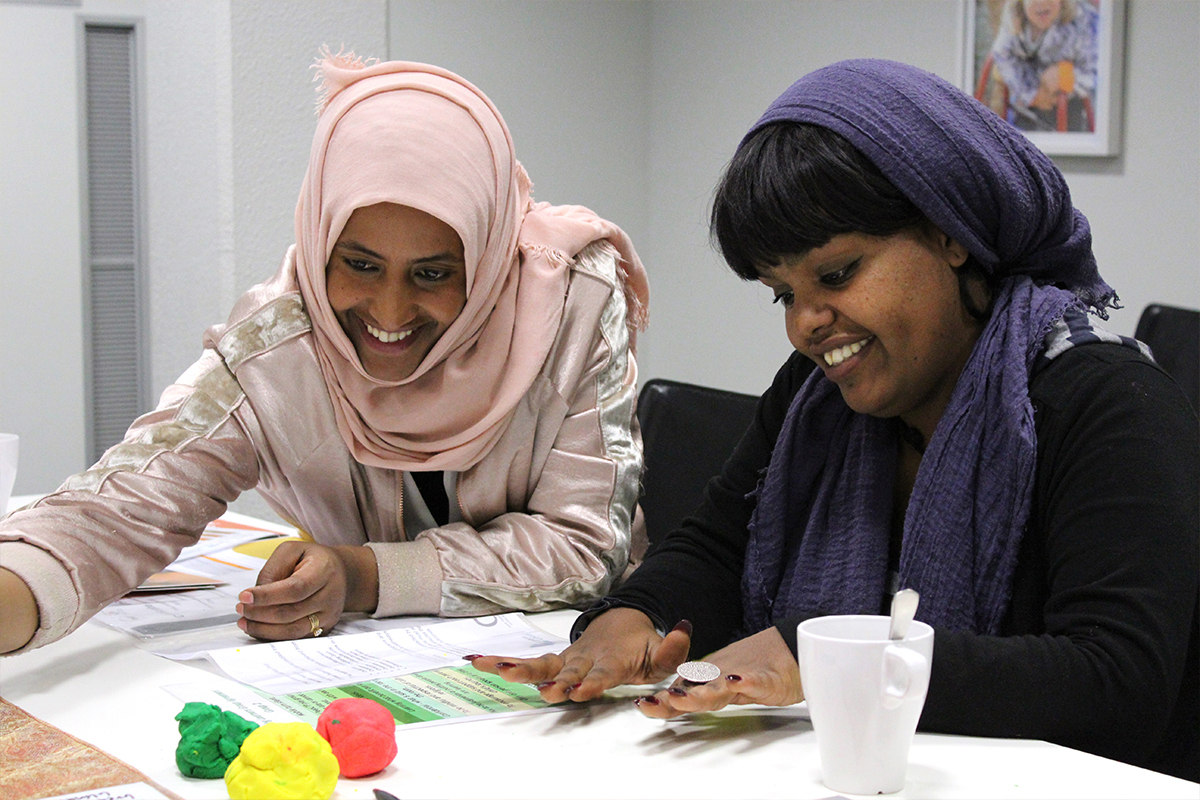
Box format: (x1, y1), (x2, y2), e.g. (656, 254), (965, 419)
(889, 588), (920, 640)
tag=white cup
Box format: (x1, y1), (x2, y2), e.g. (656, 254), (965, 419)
(797, 614), (934, 795)
(0, 433), (17, 515)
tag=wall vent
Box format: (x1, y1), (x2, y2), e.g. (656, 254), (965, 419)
(81, 22), (146, 463)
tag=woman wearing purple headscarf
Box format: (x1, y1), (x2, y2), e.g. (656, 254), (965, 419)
(473, 60), (1198, 780)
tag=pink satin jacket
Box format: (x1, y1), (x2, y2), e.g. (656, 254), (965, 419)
(0, 242), (643, 653)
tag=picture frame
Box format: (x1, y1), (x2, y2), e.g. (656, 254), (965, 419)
(960, 0), (1125, 156)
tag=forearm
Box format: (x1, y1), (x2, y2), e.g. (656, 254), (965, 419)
(0, 354), (261, 647)
(617, 352), (815, 656)
(0, 568), (38, 654)
(334, 545), (379, 613)
(612, 432), (773, 654)
(612, 503), (749, 656)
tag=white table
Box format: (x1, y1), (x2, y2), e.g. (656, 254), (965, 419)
(2, 496), (1196, 799)
(3, 613), (1197, 800)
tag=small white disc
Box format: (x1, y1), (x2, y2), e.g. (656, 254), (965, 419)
(676, 660), (721, 683)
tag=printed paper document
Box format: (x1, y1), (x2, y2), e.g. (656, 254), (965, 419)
(205, 613), (565, 694)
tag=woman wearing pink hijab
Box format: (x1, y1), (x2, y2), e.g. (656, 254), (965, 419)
(0, 52), (649, 653)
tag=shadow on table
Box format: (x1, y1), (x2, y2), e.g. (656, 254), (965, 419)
(524, 690), (812, 757)
(538, 686), (647, 730)
(639, 707), (813, 758)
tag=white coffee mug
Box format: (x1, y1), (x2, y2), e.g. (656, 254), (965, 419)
(0, 433), (18, 516)
(797, 614), (934, 795)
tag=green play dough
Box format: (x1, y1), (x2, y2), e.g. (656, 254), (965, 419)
(174, 701), (259, 779)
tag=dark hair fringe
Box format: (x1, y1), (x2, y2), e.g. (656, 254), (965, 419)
(710, 122), (925, 281)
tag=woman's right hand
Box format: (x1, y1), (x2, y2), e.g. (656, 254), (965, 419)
(468, 607), (692, 703)
(237, 541), (377, 642)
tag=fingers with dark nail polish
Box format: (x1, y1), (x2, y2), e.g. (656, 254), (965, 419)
(536, 680), (556, 690)
(462, 654), (482, 661)
(667, 687), (688, 697)
(725, 674), (743, 682)
(635, 695), (660, 706)
(671, 619), (694, 636)
(495, 661), (515, 668)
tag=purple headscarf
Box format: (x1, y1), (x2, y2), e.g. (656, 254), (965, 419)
(745, 59), (1114, 315)
(741, 60), (1122, 635)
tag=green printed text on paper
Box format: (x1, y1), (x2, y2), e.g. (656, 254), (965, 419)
(264, 664), (552, 725)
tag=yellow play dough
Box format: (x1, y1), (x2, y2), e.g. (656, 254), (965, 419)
(225, 722), (339, 800)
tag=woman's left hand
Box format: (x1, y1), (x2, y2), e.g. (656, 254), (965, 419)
(633, 626), (803, 719)
(236, 541), (378, 641)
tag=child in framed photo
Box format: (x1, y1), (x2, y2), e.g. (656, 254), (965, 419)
(988, 0), (1100, 132)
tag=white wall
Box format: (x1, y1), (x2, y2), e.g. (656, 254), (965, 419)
(640, 0), (969, 394)
(149, 0), (389, 403)
(139, 0), (235, 411)
(2, 0), (1197, 496)
(229, 1), (387, 309)
(1062, 0), (1200, 337)
(1, 0), (241, 494)
(386, 0), (653, 251)
(641, 0), (1199, 394)
(0, 0), (384, 495)
(395, 0), (1200, 394)
(1, 3), (87, 494)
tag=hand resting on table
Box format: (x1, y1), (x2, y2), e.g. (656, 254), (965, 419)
(635, 626), (803, 718)
(236, 541), (378, 641)
(470, 607), (804, 717)
(469, 607), (690, 702)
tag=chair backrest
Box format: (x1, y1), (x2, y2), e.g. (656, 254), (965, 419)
(636, 378), (759, 547)
(1135, 303), (1199, 413)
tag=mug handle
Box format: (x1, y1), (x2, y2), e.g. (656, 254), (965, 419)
(881, 644), (929, 710)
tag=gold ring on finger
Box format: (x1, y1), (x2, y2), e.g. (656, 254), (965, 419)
(308, 613), (323, 638)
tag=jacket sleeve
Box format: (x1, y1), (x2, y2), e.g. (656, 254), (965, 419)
(919, 347), (1199, 778)
(0, 349), (262, 653)
(368, 243), (644, 617)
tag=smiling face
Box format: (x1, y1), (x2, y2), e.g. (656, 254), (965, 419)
(326, 202), (467, 382)
(1022, 0), (1063, 33)
(758, 229), (982, 440)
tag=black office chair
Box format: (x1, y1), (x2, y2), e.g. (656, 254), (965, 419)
(1135, 304), (1199, 413)
(636, 378), (760, 548)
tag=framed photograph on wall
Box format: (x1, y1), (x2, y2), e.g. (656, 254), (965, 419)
(961, 0), (1125, 156)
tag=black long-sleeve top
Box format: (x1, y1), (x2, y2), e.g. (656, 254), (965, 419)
(601, 344), (1198, 781)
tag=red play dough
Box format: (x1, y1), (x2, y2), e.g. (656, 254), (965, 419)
(316, 697), (398, 778)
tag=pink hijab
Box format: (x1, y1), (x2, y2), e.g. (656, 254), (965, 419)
(293, 52), (649, 471)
